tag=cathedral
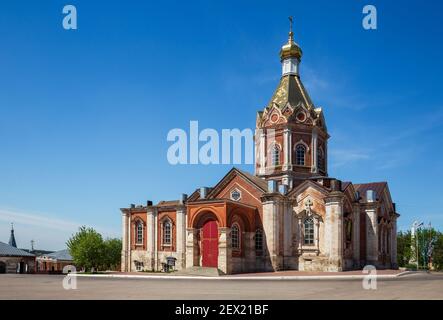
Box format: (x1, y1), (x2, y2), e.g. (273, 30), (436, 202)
(120, 24), (399, 274)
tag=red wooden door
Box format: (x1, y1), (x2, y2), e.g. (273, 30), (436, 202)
(201, 220), (218, 267)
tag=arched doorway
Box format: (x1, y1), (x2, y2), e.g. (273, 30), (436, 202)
(19, 262), (25, 273)
(201, 219), (219, 267)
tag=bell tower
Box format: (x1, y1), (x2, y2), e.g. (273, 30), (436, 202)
(255, 18), (329, 189)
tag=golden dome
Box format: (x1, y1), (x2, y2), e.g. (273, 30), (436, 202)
(280, 18), (302, 61)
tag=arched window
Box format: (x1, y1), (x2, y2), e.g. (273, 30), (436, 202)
(231, 224), (240, 249)
(317, 147), (324, 171)
(304, 217), (314, 245)
(136, 221), (143, 244)
(255, 229), (263, 251)
(345, 219), (352, 242)
(296, 144), (306, 166)
(163, 220), (172, 245)
(271, 144), (280, 166)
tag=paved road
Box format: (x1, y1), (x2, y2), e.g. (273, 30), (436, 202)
(1, 273), (443, 299)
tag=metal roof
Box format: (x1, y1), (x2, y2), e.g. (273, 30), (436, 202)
(0, 241), (35, 257)
(44, 249), (73, 261)
(266, 74), (313, 110)
(354, 182), (387, 202)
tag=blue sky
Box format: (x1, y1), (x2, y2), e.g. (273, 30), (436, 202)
(1, 0), (442, 250)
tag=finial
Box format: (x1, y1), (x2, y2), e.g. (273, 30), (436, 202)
(288, 16), (294, 41)
(11, 222), (14, 231)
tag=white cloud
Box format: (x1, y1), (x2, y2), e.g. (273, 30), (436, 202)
(329, 149), (371, 168)
(0, 208), (81, 232)
(0, 207), (120, 251)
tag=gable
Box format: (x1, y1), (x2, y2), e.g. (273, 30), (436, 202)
(209, 171), (265, 212)
(288, 179), (329, 199)
(292, 185), (328, 218)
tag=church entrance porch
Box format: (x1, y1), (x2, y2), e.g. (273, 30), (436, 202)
(185, 200), (258, 275)
(201, 220), (219, 267)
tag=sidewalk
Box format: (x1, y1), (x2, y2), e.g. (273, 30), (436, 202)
(73, 269), (413, 281)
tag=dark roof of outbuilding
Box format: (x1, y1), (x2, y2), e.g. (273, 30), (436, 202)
(156, 200), (180, 207)
(45, 249), (72, 261)
(0, 241), (35, 257)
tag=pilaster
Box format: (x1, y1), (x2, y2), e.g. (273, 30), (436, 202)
(176, 206), (187, 270)
(262, 193), (284, 271)
(311, 128), (318, 173)
(365, 205), (379, 265)
(120, 211), (129, 272)
(391, 215), (398, 268)
(352, 205), (360, 267)
(324, 192), (344, 271)
(218, 227), (231, 274)
(185, 228), (198, 268)
(146, 206), (157, 271)
(259, 130), (266, 175)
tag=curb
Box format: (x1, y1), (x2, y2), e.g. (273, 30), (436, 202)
(71, 271), (410, 281)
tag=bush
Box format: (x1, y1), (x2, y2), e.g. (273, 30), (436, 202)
(404, 263), (417, 271)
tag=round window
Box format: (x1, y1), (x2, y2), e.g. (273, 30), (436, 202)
(270, 114), (279, 123)
(296, 112), (306, 122)
(230, 189), (241, 201)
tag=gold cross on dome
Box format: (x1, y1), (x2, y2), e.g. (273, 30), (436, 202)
(289, 16), (293, 33)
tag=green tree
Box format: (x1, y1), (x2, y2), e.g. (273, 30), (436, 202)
(397, 230), (412, 267)
(67, 226), (104, 272)
(101, 238), (122, 271)
(397, 227), (443, 271)
(432, 232), (443, 270)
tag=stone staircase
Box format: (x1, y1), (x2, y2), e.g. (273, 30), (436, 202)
(176, 266), (223, 277)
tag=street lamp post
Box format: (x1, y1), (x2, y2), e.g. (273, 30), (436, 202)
(411, 221), (423, 270)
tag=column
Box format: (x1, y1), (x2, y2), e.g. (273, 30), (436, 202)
(121, 211), (129, 272)
(288, 130), (292, 167)
(315, 218), (320, 253)
(146, 207), (157, 271)
(365, 206), (379, 265)
(283, 128), (289, 171)
(154, 211), (159, 271)
(324, 193), (344, 271)
(262, 194), (283, 271)
(259, 130), (266, 175)
(352, 206), (360, 267)
(185, 228), (197, 268)
(283, 200), (292, 258)
(297, 217), (302, 254)
(324, 140), (328, 174)
(218, 227), (231, 274)
(254, 130), (259, 175)
(311, 129), (318, 173)
(176, 206), (187, 270)
(391, 216), (398, 268)
(127, 213), (131, 271)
